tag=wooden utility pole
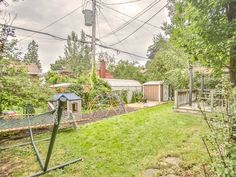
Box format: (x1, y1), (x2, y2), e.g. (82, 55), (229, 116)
(189, 64), (193, 106)
(92, 0), (96, 71)
(227, 1), (236, 85)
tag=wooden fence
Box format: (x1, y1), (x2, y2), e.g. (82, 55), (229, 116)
(174, 89), (198, 108)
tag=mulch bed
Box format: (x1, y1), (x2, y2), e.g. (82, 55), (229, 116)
(0, 107), (138, 142)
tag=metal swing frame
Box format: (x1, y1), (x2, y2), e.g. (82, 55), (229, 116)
(27, 96), (82, 177)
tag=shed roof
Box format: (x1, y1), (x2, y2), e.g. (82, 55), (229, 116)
(143, 81), (164, 86)
(52, 93), (81, 101)
(104, 79), (142, 87)
(50, 83), (73, 88)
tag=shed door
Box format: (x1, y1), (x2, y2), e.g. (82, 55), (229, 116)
(163, 85), (169, 101)
(144, 85), (159, 101)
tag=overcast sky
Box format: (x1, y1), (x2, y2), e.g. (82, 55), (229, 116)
(1, 0), (168, 72)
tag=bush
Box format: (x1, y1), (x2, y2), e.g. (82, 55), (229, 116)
(69, 71), (111, 110)
(201, 79), (236, 176)
(130, 91), (144, 103)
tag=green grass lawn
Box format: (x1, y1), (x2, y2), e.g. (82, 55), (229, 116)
(0, 103), (209, 177)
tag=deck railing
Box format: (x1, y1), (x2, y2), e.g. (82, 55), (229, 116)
(175, 89), (236, 114)
(174, 89), (198, 108)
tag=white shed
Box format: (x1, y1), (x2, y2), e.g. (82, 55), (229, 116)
(104, 79), (142, 102)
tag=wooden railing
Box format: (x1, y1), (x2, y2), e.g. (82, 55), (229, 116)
(174, 89), (198, 108)
(175, 89), (236, 113)
(198, 90), (236, 113)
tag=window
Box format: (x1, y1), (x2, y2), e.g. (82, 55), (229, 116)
(72, 103), (78, 113)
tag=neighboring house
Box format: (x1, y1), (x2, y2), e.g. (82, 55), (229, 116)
(104, 78), (142, 102)
(97, 59), (113, 79)
(11, 62), (41, 78)
(25, 63), (41, 78)
(54, 70), (73, 77)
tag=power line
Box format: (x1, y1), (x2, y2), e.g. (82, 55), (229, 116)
(20, 4), (83, 42)
(98, 1), (162, 30)
(109, 3), (168, 46)
(99, 0), (161, 39)
(0, 23), (149, 60)
(101, 0), (143, 5)
(100, 10), (134, 60)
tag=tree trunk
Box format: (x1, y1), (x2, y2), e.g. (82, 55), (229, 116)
(227, 2), (236, 85)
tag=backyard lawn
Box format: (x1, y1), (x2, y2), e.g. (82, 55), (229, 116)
(0, 103), (209, 177)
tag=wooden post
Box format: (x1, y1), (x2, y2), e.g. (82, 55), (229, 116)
(174, 90), (178, 108)
(189, 64), (193, 106)
(210, 90), (214, 112)
(201, 74), (204, 94)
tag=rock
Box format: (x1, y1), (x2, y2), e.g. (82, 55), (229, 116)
(164, 157), (182, 166)
(143, 168), (160, 177)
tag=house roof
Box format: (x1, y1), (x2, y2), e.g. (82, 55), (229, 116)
(52, 93), (81, 101)
(25, 63), (41, 75)
(104, 79), (142, 87)
(143, 81), (164, 86)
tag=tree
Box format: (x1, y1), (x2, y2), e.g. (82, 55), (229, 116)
(51, 30), (91, 76)
(109, 60), (146, 83)
(147, 34), (166, 59)
(146, 40), (189, 89)
(0, 59), (51, 114)
(45, 71), (73, 85)
(169, 0), (236, 85)
(24, 40), (41, 70)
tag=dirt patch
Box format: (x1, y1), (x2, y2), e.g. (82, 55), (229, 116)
(0, 158), (22, 177)
(160, 174), (180, 177)
(141, 156), (184, 177)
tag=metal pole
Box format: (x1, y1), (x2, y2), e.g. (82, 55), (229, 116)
(201, 74), (204, 94)
(27, 117), (45, 170)
(189, 64), (193, 106)
(28, 158), (82, 177)
(92, 0), (96, 71)
(43, 97), (66, 171)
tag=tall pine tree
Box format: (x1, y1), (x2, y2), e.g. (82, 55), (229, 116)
(51, 30), (91, 76)
(24, 40), (41, 70)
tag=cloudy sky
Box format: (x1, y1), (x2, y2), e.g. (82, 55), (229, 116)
(1, 0), (168, 72)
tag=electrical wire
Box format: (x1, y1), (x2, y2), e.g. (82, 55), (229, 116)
(100, 10), (134, 60)
(109, 3), (168, 46)
(99, 0), (161, 39)
(19, 4), (83, 42)
(1, 23), (149, 60)
(101, 0), (143, 5)
(98, 1), (161, 30)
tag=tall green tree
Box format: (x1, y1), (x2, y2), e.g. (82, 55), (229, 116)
(23, 40), (41, 70)
(147, 34), (166, 59)
(51, 30), (91, 76)
(109, 60), (146, 83)
(146, 40), (189, 89)
(169, 0), (236, 85)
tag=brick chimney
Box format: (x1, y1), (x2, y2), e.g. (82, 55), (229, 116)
(99, 59), (106, 78)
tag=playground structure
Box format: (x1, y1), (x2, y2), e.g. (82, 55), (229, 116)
(51, 93), (82, 120)
(87, 92), (127, 119)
